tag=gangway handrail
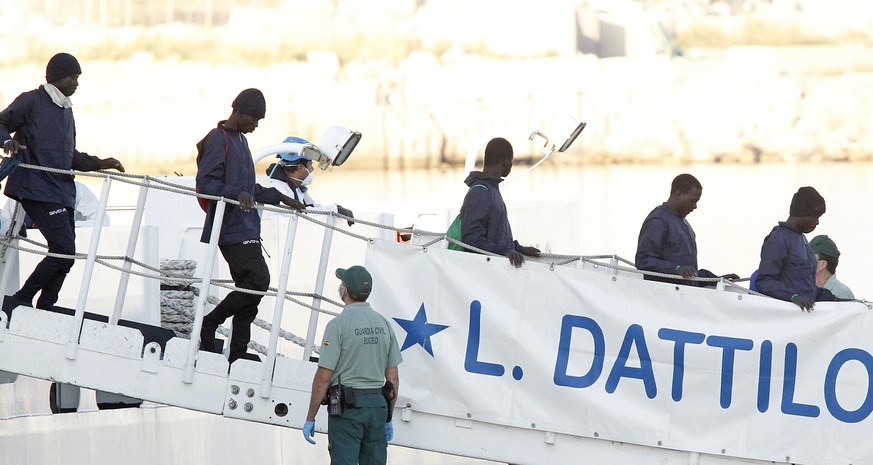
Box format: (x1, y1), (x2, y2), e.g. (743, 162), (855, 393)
(303, 216), (336, 362)
(0, 205), (25, 300)
(0, 161), (775, 302)
(67, 176), (112, 360)
(184, 199), (226, 383)
(111, 178), (150, 324)
(261, 213), (299, 397)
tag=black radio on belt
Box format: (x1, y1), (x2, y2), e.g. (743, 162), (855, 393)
(324, 376), (358, 417)
(327, 383), (344, 417)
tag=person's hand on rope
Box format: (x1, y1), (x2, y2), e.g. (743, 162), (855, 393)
(237, 191), (255, 212)
(675, 265), (698, 280)
(281, 195), (306, 211)
(791, 293), (815, 312)
(337, 205), (355, 226)
(505, 250), (524, 268)
(2, 139), (25, 155)
(517, 245), (541, 257)
(98, 157), (125, 172)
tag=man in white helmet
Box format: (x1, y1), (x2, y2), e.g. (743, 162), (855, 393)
(265, 136), (354, 225)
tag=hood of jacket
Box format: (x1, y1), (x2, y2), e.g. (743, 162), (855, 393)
(266, 162), (289, 181)
(463, 171), (503, 188)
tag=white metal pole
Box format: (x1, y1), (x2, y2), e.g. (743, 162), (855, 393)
(259, 214), (299, 397)
(141, 227), (160, 325)
(110, 178), (149, 324)
(0, 205), (25, 302)
(184, 200), (226, 383)
(66, 176), (112, 360)
(302, 215), (336, 362)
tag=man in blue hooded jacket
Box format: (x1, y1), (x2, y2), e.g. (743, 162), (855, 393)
(635, 173), (737, 286)
(0, 52), (125, 310)
(195, 88), (304, 363)
(754, 186), (834, 312)
(458, 137), (540, 268)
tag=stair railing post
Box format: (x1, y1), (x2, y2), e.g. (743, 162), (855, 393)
(184, 199), (226, 383)
(66, 175), (112, 360)
(259, 213), (299, 397)
(0, 205), (26, 303)
(302, 214), (336, 362)
(110, 178), (150, 324)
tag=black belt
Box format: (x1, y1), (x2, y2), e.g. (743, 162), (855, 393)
(353, 388), (383, 395)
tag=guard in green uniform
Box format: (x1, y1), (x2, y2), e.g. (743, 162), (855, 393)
(304, 265), (403, 465)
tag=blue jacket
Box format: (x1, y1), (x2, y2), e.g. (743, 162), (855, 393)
(459, 171), (520, 255)
(195, 123), (283, 245)
(635, 204), (698, 272)
(754, 222), (816, 301)
(0, 87), (102, 206)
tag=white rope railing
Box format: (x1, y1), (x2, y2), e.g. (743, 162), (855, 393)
(3, 161), (867, 341)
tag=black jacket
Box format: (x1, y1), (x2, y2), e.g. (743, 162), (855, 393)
(195, 122), (283, 245)
(0, 86), (102, 206)
(459, 171), (520, 255)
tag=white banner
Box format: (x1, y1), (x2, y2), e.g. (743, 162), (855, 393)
(365, 239), (873, 465)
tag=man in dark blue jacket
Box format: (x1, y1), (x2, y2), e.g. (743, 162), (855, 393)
(754, 186), (833, 312)
(635, 174), (735, 286)
(195, 88), (303, 363)
(458, 137), (540, 268)
(0, 52), (125, 310)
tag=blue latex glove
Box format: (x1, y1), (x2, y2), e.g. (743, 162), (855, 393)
(303, 420), (316, 444)
(385, 421), (394, 442)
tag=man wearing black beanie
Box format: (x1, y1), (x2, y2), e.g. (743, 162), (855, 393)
(195, 88), (304, 364)
(0, 52), (125, 311)
(753, 186), (834, 311)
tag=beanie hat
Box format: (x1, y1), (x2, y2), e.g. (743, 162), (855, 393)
(336, 266), (372, 301)
(809, 234), (840, 258)
(789, 186), (826, 217)
(231, 88), (266, 119)
(45, 53), (82, 83)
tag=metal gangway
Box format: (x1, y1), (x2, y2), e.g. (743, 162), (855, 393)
(0, 162), (338, 427)
(1, 149), (865, 464)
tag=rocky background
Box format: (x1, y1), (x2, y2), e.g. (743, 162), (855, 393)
(0, 0), (871, 171)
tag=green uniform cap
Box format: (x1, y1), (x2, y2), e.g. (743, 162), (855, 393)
(809, 234), (840, 258)
(336, 265), (372, 300)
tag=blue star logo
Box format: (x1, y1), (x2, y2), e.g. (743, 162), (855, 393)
(393, 303), (449, 357)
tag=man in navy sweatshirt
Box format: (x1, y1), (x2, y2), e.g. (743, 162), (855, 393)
(754, 186), (833, 311)
(0, 52), (125, 310)
(195, 88), (303, 363)
(458, 137), (540, 268)
(635, 173), (736, 286)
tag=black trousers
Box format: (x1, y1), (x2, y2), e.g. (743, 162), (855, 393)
(14, 200), (76, 310)
(199, 241), (269, 363)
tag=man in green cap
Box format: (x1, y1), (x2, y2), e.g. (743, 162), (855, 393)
(809, 234), (854, 300)
(303, 265), (403, 465)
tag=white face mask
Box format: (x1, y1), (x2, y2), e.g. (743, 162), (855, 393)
(288, 165), (314, 187)
(300, 167), (314, 187)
